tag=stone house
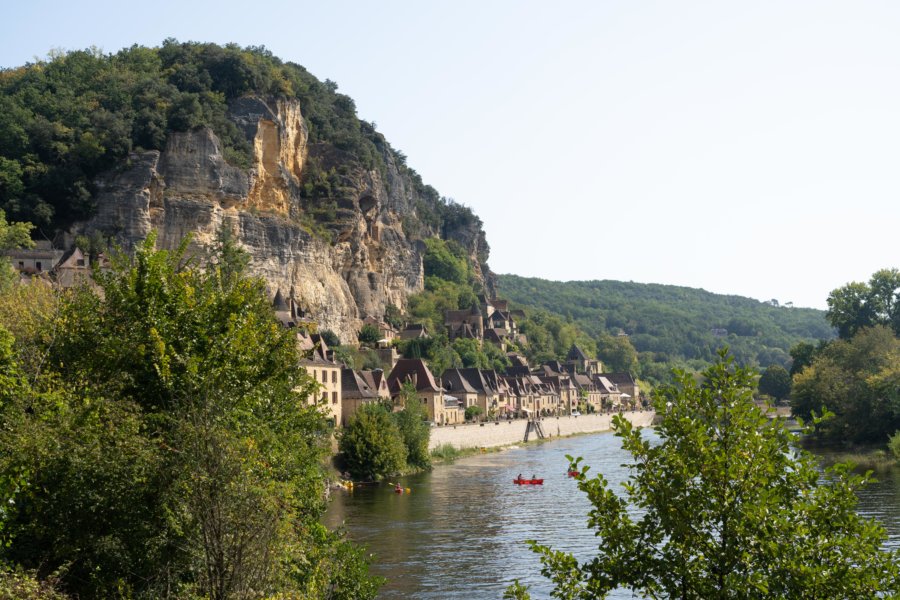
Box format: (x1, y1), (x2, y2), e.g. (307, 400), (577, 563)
(566, 344), (602, 376)
(340, 368), (390, 426)
(572, 373), (603, 412)
(362, 315), (398, 343)
(444, 368), (505, 418)
(599, 372), (640, 408)
(445, 306), (484, 341)
(539, 373), (578, 415)
(387, 358), (459, 424)
(399, 323), (429, 340)
(4, 241), (63, 276)
(440, 369), (480, 416)
(593, 375), (623, 409)
(299, 334), (342, 426)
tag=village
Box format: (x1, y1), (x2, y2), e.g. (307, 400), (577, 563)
(6, 242), (643, 432)
(274, 289), (643, 429)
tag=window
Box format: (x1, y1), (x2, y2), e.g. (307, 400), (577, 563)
(331, 370), (336, 383)
(35, 262), (42, 272)
(332, 391), (338, 404)
(321, 392), (328, 404)
(322, 371), (327, 383)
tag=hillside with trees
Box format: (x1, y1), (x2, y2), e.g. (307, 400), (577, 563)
(0, 40), (481, 240)
(497, 274), (834, 383)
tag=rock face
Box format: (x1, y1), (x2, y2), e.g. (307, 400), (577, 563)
(73, 97), (489, 341)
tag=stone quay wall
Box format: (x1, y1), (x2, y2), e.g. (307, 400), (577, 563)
(428, 410), (656, 450)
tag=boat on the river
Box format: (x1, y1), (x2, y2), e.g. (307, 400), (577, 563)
(567, 470), (579, 477)
(513, 477), (543, 485)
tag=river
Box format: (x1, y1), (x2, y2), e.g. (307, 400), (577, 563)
(324, 431), (900, 599)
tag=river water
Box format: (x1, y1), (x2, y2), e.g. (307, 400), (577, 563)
(324, 431), (900, 599)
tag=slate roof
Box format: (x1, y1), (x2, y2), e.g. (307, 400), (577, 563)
(567, 345), (590, 362)
(441, 369), (479, 394)
(387, 358), (443, 394)
(599, 372), (636, 386)
(342, 369), (379, 399)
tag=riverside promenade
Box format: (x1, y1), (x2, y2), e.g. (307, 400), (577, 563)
(428, 410), (655, 450)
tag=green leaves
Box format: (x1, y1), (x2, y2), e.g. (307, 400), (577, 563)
(0, 232), (379, 598)
(513, 351), (900, 598)
(338, 404), (408, 480)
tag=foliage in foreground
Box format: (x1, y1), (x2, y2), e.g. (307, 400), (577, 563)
(0, 233), (381, 599)
(511, 352), (900, 599)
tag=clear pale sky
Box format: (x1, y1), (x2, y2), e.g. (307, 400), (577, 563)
(3, 1), (898, 309)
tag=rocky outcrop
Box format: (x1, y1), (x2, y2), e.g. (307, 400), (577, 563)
(72, 97), (488, 342)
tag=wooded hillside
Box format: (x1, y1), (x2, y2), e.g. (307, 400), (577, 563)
(498, 274), (834, 383)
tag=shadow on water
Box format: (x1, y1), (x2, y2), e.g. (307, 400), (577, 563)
(325, 432), (900, 599)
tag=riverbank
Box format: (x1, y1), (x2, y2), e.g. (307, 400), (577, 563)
(427, 410), (655, 451)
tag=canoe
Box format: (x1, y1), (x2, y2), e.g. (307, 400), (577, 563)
(567, 470), (579, 477)
(513, 478), (544, 485)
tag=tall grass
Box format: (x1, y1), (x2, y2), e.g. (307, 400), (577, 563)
(430, 443), (461, 462)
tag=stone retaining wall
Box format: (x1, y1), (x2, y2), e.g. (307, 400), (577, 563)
(428, 410), (656, 450)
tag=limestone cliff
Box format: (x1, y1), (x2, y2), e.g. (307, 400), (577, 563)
(71, 97), (491, 341)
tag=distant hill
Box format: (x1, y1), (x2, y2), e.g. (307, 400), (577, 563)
(497, 274), (835, 383)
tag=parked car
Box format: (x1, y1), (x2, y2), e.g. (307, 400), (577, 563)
(571, 410), (581, 416)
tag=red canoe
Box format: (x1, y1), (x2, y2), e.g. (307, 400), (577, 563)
(513, 478), (544, 485)
(567, 470), (579, 477)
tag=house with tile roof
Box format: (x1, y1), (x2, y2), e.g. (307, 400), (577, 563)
(340, 368), (391, 426)
(599, 372), (640, 408)
(440, 369), (480, 417)
(299, 334), (342, 426)
(387, 358), (460, 424)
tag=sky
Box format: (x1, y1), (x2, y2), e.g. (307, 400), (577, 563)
(2, 1), (899, 309)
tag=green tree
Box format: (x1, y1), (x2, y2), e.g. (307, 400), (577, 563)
(827, 269), (900, 339)
(792, 325), (900, 443)
(0, 233), (379, 599)
(338, 403), (407, 480)
(513, 352), (899, 599)
(358, 323), (381, 345)
(890, 431), (900, 459)
(0, 209), (34, 289)
(320, 328), (341, 347)
(394, 382), (431, 470)
(596, 333), (639, 374)
(423, 237), (469, 285)
(788, 341), (817, 376)
(757, 364), (791, 401)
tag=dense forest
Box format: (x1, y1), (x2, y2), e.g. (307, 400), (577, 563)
(498, 274), (834, 383)
(0, 40), (480, 245)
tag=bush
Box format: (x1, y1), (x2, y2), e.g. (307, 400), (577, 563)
(430, 443), (461, 462)
(0, 568), (68, 600)
(358, 323), (380, 345)
(890, 431), (900, 459)
(338, 404), (407, 480)
(464, 405), (483, 422)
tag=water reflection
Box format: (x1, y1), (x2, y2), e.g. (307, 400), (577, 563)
(325, 433), (900, 598)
